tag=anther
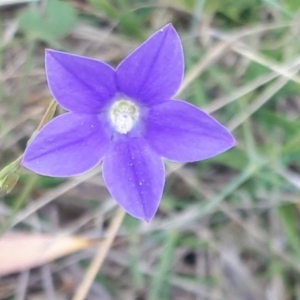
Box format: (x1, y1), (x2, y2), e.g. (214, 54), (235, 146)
(110, 100), (139, 134)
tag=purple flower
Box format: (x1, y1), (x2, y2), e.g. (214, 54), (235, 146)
(22, 24), (236, 221)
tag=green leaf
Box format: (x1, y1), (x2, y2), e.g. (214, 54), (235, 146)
(19, 0), (77, 43)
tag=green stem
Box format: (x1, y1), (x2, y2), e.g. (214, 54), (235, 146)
(0, 175), (38, 235)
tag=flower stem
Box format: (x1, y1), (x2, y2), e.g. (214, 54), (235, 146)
(0, 99), (57, 194)
(28, 99), (57, 144)
(72, 207), (126, 300)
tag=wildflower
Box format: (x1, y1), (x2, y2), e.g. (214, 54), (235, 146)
(22, 24), (236, 221)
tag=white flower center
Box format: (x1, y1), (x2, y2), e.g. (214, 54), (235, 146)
(110, 100), (139, 134)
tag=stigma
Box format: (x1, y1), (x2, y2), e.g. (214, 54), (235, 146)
(110, 100), (139, 134)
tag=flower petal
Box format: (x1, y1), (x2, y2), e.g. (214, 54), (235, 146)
(116, 24), (184, 105)
(46, 50), (117, 113)
(102, 138), (165, 221)
(22, 113), (110, 177)
(145, 100), (236, 162)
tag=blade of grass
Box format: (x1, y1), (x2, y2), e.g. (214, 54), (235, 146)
(228, 60), (300, 130)
(149, 231), (178, 300)
(277, 204), (300, 255)
(0, 174), (38, 235)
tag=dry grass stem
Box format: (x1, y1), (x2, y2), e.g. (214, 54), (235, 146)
(72, 207), (126, 300)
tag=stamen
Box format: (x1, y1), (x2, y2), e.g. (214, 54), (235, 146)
(110, 100), (139, 134)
